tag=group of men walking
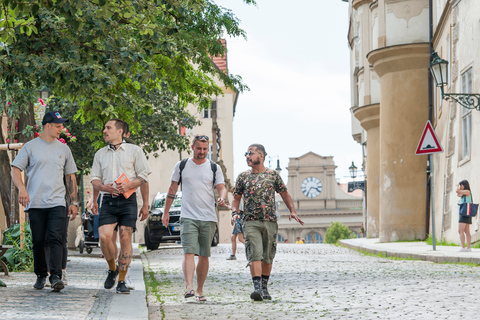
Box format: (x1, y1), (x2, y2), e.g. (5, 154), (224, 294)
(10, 111), (303, 301)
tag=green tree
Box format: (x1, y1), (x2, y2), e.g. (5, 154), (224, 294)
(324, 222), (353, 244)
(0, 0), (255, 225)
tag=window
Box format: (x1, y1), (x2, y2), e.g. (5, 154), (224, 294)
(461, 68), (473, 159)
(304, 233), (323, 244)
(203, 101), (217, 118)
(447, 34), (451, 88)
(277, 234), (285, 242)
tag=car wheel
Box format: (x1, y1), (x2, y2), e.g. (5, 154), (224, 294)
(211, 224), (219, 247)
(144, 226), (160, 250)
(79, 240), (84, 254)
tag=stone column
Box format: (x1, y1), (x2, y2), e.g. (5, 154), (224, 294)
(368, 43), (429, 242)
(353, 103), (380, 238)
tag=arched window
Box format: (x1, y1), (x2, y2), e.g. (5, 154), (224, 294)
(304, 232), (323, 244)
(277, 234), (285, 242)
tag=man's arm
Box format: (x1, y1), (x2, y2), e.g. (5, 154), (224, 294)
(138, 182), (149, 221)
(162, 181), (179, 227)
(65, 173), (78, 221)
(92, 188), (100, 215)
(215, 183), (228, 207)
(279, 191), (304, 225)
(11, 166), (29, 207)
(116, 176), (147, 194)
(92, 179), (119, 195)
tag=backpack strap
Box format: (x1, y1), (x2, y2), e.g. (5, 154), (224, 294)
(210, 160), (217, 187)
(179, 158), (217, 187)
(178, 158), (189, 185)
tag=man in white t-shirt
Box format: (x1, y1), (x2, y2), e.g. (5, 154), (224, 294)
(162, 134), (227, 302)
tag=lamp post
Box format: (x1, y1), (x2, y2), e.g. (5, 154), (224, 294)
(429, 51), (480, 110)
(348, 161), (365, 192)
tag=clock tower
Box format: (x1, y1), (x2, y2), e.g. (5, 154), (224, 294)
(276, 152), (363, 243)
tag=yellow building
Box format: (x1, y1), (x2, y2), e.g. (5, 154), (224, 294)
(347, 0), (480, 244)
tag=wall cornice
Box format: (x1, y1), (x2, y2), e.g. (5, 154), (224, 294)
(367, 43), (430, 78)
(353, 103), (380, 131)
(353, 0), (373, 11)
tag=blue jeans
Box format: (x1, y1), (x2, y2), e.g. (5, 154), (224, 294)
(28, 206), (68, 279)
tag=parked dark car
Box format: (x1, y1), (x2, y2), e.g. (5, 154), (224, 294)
(144, 191), (219, 250)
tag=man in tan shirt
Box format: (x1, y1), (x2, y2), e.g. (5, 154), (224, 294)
(91, 119), (151, 294)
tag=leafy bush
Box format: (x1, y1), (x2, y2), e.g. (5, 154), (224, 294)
(324, 222), (353, 244)
(1, 223), (34, 272)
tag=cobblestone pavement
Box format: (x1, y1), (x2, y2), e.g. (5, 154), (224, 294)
(144, 243), (480, 320)
(0, 247), (147, 320)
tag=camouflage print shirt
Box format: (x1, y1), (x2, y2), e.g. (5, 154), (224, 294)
(234, 169), (287, 222)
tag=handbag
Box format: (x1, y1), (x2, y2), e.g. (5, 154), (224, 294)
(459, 195), (478, 217)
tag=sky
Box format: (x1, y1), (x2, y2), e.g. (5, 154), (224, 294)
(221, 0), (364, 183)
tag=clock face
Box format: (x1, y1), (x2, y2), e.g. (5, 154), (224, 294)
(301, 177), (322, 198)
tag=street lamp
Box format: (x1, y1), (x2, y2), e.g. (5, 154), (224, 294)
(349, 161), (357, 180)
(429, 51), (480, 110)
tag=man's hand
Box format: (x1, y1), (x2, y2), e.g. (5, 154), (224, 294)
(103, 183), (120, 195)
(139, 204), (149, 221)
(116, 181), (132, 194)
(18, 188), (30, 207)
(69, 205), (78, 221)
(92, 202), (99, 215)
(217, 197), (226, 207)
(289, 212), (304, 225)
(231, 214), (239, 226)
(162, 212), (169, 228)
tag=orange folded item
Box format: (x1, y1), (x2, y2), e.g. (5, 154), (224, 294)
(115, 173), (135, 199)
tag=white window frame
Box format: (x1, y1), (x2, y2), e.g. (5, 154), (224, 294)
(460, 68), (473, 161)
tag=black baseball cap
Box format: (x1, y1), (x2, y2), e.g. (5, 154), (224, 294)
(42, 111), (69, 125)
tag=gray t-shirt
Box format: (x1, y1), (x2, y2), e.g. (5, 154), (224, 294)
(171, 159), (225, 222)
(11, 138), (78, 210)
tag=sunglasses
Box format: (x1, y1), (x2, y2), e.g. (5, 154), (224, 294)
(194, 135), (209, 141)
(244, 151), (257, 157)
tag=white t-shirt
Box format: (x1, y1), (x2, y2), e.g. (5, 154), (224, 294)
(171, 158), (225, 222)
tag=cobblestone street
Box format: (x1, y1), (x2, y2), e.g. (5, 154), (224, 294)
(144, 243), (480, 320)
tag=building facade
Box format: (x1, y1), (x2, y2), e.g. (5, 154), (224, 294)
(347, 0), (480, 244)
(277, 152), (363, 243)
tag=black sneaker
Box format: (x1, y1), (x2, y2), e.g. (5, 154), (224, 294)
(262, 288), (272, 300)
(33, 275), (46, 290)
(250, 289), (263, 301)
(116, 281), (130, 294)
(51, 275), (65, 292)
(104, 267), (119, 289)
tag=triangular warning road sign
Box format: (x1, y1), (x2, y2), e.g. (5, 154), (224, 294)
(415, 120), (443, 155)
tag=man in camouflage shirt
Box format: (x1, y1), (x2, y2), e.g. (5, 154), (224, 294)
(232, 144), (304, 301)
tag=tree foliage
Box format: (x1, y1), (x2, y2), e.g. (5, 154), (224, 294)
(324, 221), (353, 244)
(0, 0), (254, 223)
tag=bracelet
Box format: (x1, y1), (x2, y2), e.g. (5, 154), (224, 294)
(231, 210), (238, 217)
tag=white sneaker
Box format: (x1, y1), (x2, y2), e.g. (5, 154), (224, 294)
(465, 248), (472, 252)
(125, 267), (135, 290)
(457, 248), (467, 252)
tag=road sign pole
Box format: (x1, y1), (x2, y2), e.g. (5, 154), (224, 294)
(429, 154), (436, 251)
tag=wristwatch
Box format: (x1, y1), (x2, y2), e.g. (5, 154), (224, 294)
(71, 202), (79, 207)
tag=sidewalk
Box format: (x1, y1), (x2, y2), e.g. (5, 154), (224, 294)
(0, 244), (148, 320)
(340, 237), (480, 264)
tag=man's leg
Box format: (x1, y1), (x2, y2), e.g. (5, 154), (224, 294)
(46, 206), (68, 291)
(195, 255), (209, 297)
(117, 226), (133, 276)
(99, 223), (119, 289)
(183, 253), (196, 293)
(29, 209), (48, 289)
(112, 229), (118, 260)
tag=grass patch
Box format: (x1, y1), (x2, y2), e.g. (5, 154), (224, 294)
(425, 234), (458, 246)
(143, 254), (172, 319)
(352, 248), (421, 261)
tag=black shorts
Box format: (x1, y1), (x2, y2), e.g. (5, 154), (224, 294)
(99, 194), (138, 231)
(459, 215), (472, 224)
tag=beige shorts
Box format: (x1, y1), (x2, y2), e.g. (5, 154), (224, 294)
(244, 220), (278, 264)
(180, 217), (217, 257)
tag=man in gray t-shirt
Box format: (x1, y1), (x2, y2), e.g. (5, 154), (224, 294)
(11, 111), (78, 292)
(162, 134), (227, 302)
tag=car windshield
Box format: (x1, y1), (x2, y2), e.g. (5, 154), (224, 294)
(152, 194), (181, 209)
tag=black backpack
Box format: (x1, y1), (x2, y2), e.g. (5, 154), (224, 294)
(178, 158), (217, 186)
